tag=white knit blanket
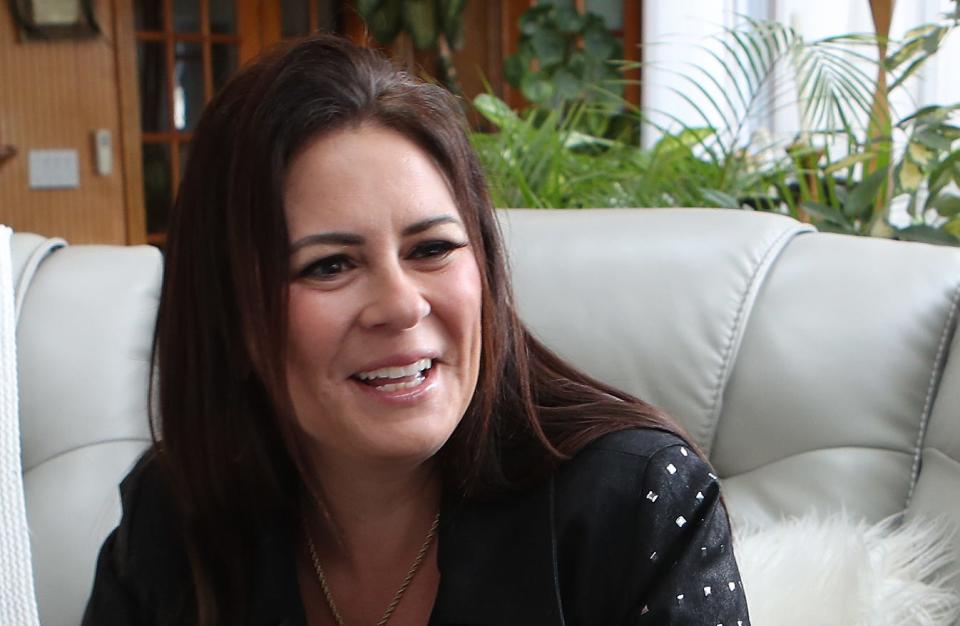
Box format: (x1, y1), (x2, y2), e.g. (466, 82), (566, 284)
(0, 226), (40, 625)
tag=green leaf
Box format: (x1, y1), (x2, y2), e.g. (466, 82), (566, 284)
(402, 0), (437, 49)
(914, 130), (954, 152)
(898, 159), (924, 191)
(439, 0), (467, 48)
(927, 150), (960, 190)
(472, 94), (519, 128)
(923, 29), (943, 53)
(801, 201), (847, 225)
(563, 130), (615, 149)
(553, 67), (582, 102)
(519, 5), (551, 36)
(520, 74), (555, 105)
(503, 52), (528, 88)
(946, 218), (960, 239)
(553, 6), (584, 34)
(652, 127), (714, 156)
(940, 125), (960, 140)
(354, 0), (387, 19)
(844, 168), (886, 219)
(702, 189), (742, 209)
(897, 105), (950, 127)
(367, 0), (403, 43)
(583, 24), (615, 60)
(897, 224), (960, 246)
(531, 27), (567, 68)
(823, 151), (875, 174)
(908, 141), (935, 166)
(930, 193), (960, 217)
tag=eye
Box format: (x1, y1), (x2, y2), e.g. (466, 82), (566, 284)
(408, 240), (468, 261)
(297, 254), (356, 280)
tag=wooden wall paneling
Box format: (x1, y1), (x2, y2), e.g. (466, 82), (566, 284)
(485, 1), (503, 99)
(0, 0), (129, 243)
(261, 1), (283, 53)
(309, 0), (320, 32)
(622, 0), (641, 107)
(237, 0), (260, 63)
(114, 0), (146, 244)
(456, 0), (499, 101)
(238, 1), (282, 65)
(201, 0), (213, 101)
(501, 0), (533, 110)
(341, 1), (368, 45)
(163, 0), (179, 196)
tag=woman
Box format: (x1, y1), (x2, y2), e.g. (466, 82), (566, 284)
(83, 34), (750, 626)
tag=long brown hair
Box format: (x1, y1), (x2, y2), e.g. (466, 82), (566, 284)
(153, 33), (690, 625)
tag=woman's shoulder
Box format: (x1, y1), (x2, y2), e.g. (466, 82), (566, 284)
(114, 449), (185, 552)
(553, 426), (717, 533)
(550, 428), (734, 623)
(558, 427), (703, 486)
(109, 452), (192, 591)
(579, 426), (692, 460)
(83, 449), (195, 625)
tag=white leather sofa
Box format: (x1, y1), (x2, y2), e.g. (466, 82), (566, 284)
(9, 208), (960, 625)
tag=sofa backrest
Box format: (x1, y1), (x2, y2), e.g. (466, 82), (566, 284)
(11, 208), (960, 623)
(498, 208), (960, 531)
(12, 234), (160, 626)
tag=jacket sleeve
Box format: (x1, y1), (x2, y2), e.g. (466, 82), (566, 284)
(81, 526), (143, 625)
(634, 443), (751, 625)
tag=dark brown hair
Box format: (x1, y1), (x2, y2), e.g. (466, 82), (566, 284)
(153, 33), (689, 625)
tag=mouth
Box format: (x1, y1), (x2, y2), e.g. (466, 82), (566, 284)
(351, 357), (435, 392)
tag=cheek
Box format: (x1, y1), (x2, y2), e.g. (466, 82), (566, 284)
(446, 256), (483, 356)
(285, 287), (345, 378)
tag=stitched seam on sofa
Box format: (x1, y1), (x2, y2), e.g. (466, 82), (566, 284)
(21, 436), (150, 473)
(13, 237), (66, 326)
(907, 280), (960, 507)
(703, 223), (812, 458)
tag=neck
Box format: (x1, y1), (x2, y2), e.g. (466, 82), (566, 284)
(302, 455), (442, 571)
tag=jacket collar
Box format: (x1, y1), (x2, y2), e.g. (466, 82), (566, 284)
(429, 481), (564, 626)
(250, 482), (564, 626)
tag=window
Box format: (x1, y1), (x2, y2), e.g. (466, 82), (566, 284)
(135, 0), (240, 245)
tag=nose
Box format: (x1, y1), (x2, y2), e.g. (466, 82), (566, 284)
(358, 264), (431, 331)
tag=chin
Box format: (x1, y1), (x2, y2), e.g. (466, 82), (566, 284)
(365, 419), (457, 466)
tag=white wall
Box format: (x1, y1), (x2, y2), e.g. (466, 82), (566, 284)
(641, 0), (738, 147)
(640, 0), (959, 146)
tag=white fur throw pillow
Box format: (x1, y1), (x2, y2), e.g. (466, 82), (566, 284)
(732, 513), (960, 626)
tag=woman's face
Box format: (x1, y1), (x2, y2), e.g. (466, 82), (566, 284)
(282, 124), (483, 473)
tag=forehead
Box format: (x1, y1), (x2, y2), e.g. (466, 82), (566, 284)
(282, 125), (459, 235)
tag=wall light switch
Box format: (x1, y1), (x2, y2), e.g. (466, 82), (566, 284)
(93, 129), (112, 175)
(28, 149), (79, 189)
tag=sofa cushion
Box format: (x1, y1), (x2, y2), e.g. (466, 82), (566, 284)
(497, 208), (811, 455)
(713, 234), (960, 525)
(15, 239), (161, 626)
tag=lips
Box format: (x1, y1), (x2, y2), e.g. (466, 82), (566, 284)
(351, 356), (436, 392)
(355, 357), (433, 382)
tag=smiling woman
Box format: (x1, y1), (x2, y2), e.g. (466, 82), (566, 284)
(81, 34), (751, 626)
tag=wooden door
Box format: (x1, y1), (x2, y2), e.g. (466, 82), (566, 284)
(132, 0), (341, 246)
(134, 0), (242, 245)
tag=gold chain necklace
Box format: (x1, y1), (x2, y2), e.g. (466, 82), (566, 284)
(303, 511), (441, 626)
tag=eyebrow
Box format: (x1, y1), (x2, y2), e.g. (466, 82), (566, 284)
(290, 215), (462, 252)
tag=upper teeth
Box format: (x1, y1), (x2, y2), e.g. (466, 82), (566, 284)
(356, 358), (432, 381)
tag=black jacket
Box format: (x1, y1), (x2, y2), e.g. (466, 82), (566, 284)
(83, 428), (751, 625)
